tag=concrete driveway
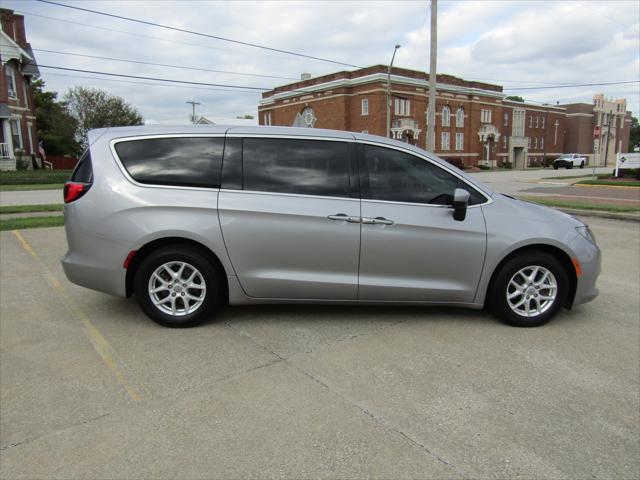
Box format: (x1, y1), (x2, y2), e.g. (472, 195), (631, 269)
(1, 218), (638, 479)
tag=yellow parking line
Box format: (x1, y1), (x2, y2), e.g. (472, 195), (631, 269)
(573, 183), (640, 190)
(10, 230), (144, 402)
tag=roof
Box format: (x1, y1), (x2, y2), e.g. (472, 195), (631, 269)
(0, 30), (31, 64)
(22, 45), (40, 77)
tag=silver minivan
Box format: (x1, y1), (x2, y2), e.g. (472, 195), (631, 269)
(62, 126), (600, 328)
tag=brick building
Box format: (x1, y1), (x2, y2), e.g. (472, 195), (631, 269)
(258, 65), (632, 168)
(0, 9), (40, 171)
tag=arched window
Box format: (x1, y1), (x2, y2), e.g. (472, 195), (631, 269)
(456, 107), (464, 128)
(441, 106), (450, 127)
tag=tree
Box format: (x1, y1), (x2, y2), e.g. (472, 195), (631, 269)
(505, 95), (525, 102)
(64, 87), (143, 150)
(33, 79), (81, 157)
(236, 114), (255, 119)
(629, 116), (639, 152)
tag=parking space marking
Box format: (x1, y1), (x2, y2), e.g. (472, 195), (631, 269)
(10, 230), (144, 402)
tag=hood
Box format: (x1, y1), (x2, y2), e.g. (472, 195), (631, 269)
(492, 193), (584, 228)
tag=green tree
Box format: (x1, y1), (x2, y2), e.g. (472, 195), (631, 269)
(64, 87), (143, 150)
(33, 79), (81, 157)
(629, 116), (639, 152)
(505, 95), (525, 102)
(236, 114), (255, 119)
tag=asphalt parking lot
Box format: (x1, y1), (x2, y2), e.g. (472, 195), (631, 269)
(1, 218), (638, 479)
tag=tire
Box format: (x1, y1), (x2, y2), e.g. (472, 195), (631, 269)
(134, 245), (220, 327)
(580, 161), (585, 169)
(567, 163), (573, 169)
(553, 164), (559, 170)
(488, 251), (568, 327)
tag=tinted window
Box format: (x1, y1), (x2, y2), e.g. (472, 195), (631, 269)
(221, 137), (242, 190)
(243, 138), (350, 198)
(115, 137), (224, 188)
(361, 145), (485, 205)
(71, 149), (93, 183)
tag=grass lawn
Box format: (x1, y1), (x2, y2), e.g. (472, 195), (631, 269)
(0, 216), (64, 231)
(519, 196), (640, 214)
(0, 183), (64, 191)
(0, 204), (63, 214)
(0, 169), (72, 185)
(576, 179), (640, 187)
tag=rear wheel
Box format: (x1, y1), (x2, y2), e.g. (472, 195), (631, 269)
(488, 251), (568, 327)
(580, 161), (585, 169)
(567, 163), (573, 169)
(134, 245), (220, 327)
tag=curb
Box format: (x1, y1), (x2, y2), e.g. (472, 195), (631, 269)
(553, 207), (640, 222)
(573, 183), (640, 190)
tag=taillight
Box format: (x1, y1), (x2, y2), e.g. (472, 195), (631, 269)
(64, 182), (91, 203)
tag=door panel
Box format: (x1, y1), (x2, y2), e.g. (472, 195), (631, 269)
(359, 201), (486, 302)
(219, 192), (360, 299)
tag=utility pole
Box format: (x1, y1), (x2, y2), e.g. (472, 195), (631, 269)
(186, 100), (201, 124)
(386, 44), (401, 138)
(426, 0), (437, 152)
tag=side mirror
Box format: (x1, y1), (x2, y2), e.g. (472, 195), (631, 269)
(452, 188), (470, 221)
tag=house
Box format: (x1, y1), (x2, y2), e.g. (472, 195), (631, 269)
(0, 8), (40, 171)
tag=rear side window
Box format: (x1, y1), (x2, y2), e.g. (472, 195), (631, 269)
(114, 137), (224, 188)
(71, 149), (93, 183)
(242, 138), (350, 198)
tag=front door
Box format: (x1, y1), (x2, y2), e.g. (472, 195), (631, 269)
(218, 137), (360, 300)
(357, 143), (487, 303)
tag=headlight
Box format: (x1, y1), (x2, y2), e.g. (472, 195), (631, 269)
(576, 225), (597, 244)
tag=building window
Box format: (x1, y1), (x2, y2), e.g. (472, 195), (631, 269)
(5, 64), (17, 99)
(456, 107), (464, 128)
(10, 118), (23, 150)
(441, 132), (450, 151)
(513, 109), (525, 137)
(534, 137), (538, 149)
(535, 116), (539, 128)
(264, 112), (272, 125)
(394, 98), (410, 116)
(362, 130), (369, 134)
(527, 137), (531, 149)
(22, 80), (29, 108)
(455, 133), (463, 151)
(27, 122), (34, 154)
(441, 105), (450, 127)
(503, 112), (509, 127)
(528, 115), (533, 128)
(361, 98), (369, 116)
(480, 109), (491, 123)
(503, 135), (508, 149)
(540, 138), (544, 150)
(541, 117), (545, 128)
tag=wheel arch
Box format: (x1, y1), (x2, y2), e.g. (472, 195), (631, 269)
(125, 236), (229, 304)
(483, 243), (577, 309)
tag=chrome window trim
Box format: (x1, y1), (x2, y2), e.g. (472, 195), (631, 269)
(109, 134), (225, 192)
(356, 139), (493, 207)
(226, 133), (355, 143)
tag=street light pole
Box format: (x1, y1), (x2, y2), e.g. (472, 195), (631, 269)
(426, 0), (438, 152)
(386, 44), (401, 138)
(186, 100), (201, 124)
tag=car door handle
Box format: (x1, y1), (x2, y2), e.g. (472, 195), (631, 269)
(328, 213), (361, 223)
(362, 216), (394, 225)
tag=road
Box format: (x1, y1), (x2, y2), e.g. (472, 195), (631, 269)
(0, 188), (62, 206)
(1, 219), (638, 479)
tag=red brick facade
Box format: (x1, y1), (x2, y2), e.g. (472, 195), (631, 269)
(258, 65), (632, 168)
(0, 9), (39, 170)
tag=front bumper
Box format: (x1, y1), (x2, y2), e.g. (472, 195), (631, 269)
(572, 241), (601, 306)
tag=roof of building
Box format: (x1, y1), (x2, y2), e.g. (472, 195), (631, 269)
(22, 45), (39, 76)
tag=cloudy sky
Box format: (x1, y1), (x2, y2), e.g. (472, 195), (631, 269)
(7, 0), (640, 122)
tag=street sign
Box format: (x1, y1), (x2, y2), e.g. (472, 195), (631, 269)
(594, 125), (601, 138)
(614, 152), (640, 177)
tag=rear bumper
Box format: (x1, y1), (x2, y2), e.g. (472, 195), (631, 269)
(62, 252), (127, 297)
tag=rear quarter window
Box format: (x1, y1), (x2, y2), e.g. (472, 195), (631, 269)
(71, 149), (93, 183)
(114, 137), (224, 188)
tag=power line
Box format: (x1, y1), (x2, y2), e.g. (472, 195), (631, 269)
(33, 49), (299, 81)
(37, 0), (362, 68)
(504, 80), (640, 91)
(35, 64), (271, 90)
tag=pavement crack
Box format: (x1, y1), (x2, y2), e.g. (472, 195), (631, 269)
(223, 320), (285, 360)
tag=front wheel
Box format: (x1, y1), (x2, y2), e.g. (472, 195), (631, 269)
(488, 252), (568, 327)
(553, 164), (559, 170)
(134, 245), (220, 327)
(567, 163), (573, 169)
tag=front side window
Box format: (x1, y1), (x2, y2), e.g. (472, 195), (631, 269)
(115, 137), (224, 188)
(243, 138), (350, 198)
(361, 98), (369, 116)
(361, 144), (485, 205)
(442, 106), (450, 127)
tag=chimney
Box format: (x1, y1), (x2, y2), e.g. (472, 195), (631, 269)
(301, 73), (311, 81)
